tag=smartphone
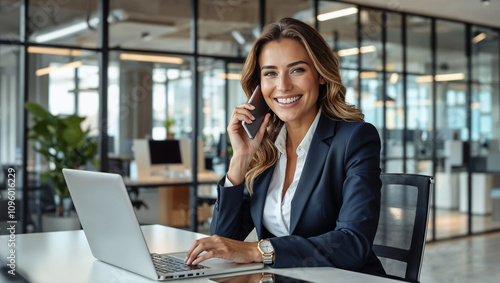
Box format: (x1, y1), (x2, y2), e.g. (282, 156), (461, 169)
(210, 272), (311, 283)
(242, 85), (270, 139)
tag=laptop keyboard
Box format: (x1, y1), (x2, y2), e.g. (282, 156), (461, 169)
(151, 253), (209, 274)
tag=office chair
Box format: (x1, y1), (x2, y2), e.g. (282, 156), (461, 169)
(27, 184), (57, 232)
(373, 173), (433, 283)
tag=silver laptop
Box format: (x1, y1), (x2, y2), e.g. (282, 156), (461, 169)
(62, 169), (263, 281)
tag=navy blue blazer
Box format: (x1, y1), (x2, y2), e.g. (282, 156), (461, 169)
(210, 114), (386, 276)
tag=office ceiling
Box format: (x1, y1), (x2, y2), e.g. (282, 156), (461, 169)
(342, 0), (500, 28)
(0, 0), (497, 74)
(1, 0), (497, 50)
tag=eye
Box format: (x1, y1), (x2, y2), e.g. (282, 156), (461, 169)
(292, 68), (305, 74)
(263, 71), (277, 77)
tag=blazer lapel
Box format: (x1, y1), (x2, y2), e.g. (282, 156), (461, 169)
(250, 164), (275, 239)
(289, 115), (337, 234)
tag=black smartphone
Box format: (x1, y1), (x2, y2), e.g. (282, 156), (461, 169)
(209, 272), (311, 283)
(242, 85), (270, 139)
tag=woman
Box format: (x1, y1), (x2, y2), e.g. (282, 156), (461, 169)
(185, 17), (385, 276)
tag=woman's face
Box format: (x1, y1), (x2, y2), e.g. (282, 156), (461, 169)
(258, 39), (324, 126)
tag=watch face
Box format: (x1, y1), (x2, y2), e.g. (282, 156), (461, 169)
(260, 240), (273, 253)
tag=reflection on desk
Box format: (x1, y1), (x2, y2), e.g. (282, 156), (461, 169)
(0, 225), (400, 283)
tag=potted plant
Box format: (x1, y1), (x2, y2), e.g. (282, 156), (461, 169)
(25, 102), (99, 217)
(163, 116), (175, 139)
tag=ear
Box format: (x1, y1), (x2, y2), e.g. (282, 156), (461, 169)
(319, 76), (326, 85)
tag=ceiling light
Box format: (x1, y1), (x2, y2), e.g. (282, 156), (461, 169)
(389, 73), (399, 84)
(27, 46), (81, 56)
(29, 9), (146, 44)
(216, 73), (241, 80)
(119, 53), (183, 64)
(416, 75), (433, 83)
(337, 45), (376, 57)
(68, 88), (99, 93)
(33, 17), (99, 43)
(415, 73), (465, 83)
(482, 0), (490, 6)
(472, 32), (487, 44)
(231, 30), (246, 45)
(317, 7), (358, 21)
(374, 100), (396, 108)
(360, 71), (378, 79)
(471, 102), (482, 109)
(36, 61), (83, 76)
(435, 73), (465, 81)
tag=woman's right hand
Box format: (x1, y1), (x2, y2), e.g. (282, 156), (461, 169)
(226, 103), (270, 185)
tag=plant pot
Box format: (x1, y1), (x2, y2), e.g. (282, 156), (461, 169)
(42, 214), (81, 232)
(54, 195), (74, 217)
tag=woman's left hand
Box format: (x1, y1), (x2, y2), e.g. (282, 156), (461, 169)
(184, 235), (261, 265)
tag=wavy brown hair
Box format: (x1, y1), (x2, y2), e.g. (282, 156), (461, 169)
(240, 17), (364, 195)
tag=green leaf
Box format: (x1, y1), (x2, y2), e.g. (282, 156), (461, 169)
(62, 115), (86, 127)
(62, 125), (85, 146)
(47, 124), (57, 135)
(25, 102), (51, 119)
(32, 122), (52, 141)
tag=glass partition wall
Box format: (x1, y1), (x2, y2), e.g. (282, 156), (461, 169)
(1, 0), (499, 239)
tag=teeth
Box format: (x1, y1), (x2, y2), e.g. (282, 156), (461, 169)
(277, 96), (300, 104)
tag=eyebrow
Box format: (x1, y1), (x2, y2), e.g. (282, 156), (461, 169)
(261, 60), (309, 71)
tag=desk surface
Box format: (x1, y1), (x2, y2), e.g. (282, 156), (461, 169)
(124, 171), (222, 187)
(0, 225), (399, 283)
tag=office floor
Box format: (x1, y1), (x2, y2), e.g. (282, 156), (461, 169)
(420, 231), (500, 283)
(428, 208), (500, 240)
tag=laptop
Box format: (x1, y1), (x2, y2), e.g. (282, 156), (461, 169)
(62, 169), (263, 281)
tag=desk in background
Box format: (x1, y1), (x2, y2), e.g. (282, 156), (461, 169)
(123, 171), (222, 228)
(0, 225), (400, 283)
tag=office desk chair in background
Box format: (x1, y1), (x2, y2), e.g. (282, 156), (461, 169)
(374, 173), (433, 283)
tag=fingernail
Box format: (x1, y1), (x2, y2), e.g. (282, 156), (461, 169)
(250, 105), (255, 109)
(251, 115), (255, 120)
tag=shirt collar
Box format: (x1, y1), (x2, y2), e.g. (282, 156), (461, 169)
(274, 109), (322, 156)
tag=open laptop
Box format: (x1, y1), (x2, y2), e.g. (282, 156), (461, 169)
(62, 169), (263, 281)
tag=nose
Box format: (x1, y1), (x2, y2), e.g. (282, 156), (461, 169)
(277, 75), (292, 92)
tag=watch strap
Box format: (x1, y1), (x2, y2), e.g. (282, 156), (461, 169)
(262, 253), (274, 264)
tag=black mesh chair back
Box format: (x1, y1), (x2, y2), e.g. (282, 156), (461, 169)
(374, 173), (433, 282)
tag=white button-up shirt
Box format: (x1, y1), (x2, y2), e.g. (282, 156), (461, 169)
(262, 109), (321, 236)
(224, 110), (322, 237)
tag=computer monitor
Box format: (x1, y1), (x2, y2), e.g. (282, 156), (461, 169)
(148, 140), (183, 165)
(148, 139), (184, 175)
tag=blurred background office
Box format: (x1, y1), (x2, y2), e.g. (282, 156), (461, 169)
(0, 0), (500, 245)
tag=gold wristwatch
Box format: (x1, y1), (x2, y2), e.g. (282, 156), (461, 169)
(257, 239), (274, 264)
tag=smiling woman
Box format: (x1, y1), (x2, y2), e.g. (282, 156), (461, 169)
(258, 39), (323, 128)
(185, 17), (386, 278)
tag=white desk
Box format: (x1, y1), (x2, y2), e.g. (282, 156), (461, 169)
(0, 225), (399, 283)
